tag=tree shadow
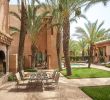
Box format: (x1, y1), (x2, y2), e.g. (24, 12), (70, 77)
(8, 86), (43, 93)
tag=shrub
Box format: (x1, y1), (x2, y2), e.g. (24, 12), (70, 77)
(8, 73), (16, 81)
(24, 68), (37, 72)
(105, 64), (110, 68)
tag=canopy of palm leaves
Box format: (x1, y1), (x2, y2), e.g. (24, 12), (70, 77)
(75, 20), (110, 45)
(69, 39), (81, 56)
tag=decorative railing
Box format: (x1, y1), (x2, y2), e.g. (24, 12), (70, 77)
(0, 32), (12, 46)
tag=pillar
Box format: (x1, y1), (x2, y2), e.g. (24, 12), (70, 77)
(6, 45), (9, 73)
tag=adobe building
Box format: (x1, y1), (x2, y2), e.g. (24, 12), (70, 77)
(9, 5), (59, 72)
(93, 40), (110, 64)
(0, 0), (12, 74)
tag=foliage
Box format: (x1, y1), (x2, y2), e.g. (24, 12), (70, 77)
(105, 64), (110, 68)
(81, 86), (110, 100)
(61, 68), (110, 79)
(69, 39), (81, 56)
(85, 0), (110, 11)
(75, 20), (110, 44)
(70, 56), (88, 62)
(24, 68), (37, 72)
(8, 73), (16, 81)
(75, 20), (110, 68)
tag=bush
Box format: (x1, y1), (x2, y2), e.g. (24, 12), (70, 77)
(8, 73), (16, 81)
(24, 68), (37, 72)
(105, 64), (110, 68)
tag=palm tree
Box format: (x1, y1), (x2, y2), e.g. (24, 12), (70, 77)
(75, 20), (110, 68)
(58, 0), (89, 75)
(10, 0), (49, 68)
(27, 0), (49, 68)
(44, 0), (110, 75)
(45, 0), (63, 71)
(69, 40), (80, 57)
(78, 39), (87, 61)
(18, 0), (27, 72)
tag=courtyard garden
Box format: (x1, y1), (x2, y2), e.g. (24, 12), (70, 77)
(1, 0), (110, 100)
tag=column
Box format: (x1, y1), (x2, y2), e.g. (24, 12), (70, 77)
(6, 45), (9, 73)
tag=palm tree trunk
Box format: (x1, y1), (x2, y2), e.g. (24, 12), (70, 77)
(82, 49), (84, 61)
(18, 1), (27, 72)
(31, 44), (37, 68)
(56, 27), (62, 71)
(88, 45), (93, 68)
(63, 16), (72, 76)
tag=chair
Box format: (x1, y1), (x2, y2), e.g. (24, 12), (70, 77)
(43, 72), (60, 89)
(48, 70), (58, 80)
(20, 70), (30, 80)
(15, 72), (28, 89)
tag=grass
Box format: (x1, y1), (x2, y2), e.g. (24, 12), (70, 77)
(61, 68), (110, 79)
(80, 86), (110, 100)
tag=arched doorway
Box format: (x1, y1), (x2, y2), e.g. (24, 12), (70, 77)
(0, 50), (6, 74)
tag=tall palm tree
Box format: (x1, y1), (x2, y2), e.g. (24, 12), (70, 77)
(75, 20), (110, 68)
(17, 0), (27, 72)
(44, 0), (110, 75)
(27, 0), (49, 68)
(58, 0), (88, 75)
(10, 0), (49, 68)
(10, 0), (110, 73)
(45, 0), (63, 71)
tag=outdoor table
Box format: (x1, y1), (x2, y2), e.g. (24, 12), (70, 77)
(27, 71), (49, 88)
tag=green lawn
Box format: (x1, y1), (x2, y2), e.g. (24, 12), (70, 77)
(61, 68), (110, 79)
(80, 86), (110, 100)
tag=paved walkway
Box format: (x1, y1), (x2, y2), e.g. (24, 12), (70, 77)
(91, 64), (110, 71)
(0, 64), (110, 100)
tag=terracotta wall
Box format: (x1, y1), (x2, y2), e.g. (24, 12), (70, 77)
(9, 54), (17, 73)
(106, 46), (110, 55)
(9, 33), (19, 54)
(93, 41), (110, 63)
(0, 0), (8, 33)
(8, 5), (59, 69)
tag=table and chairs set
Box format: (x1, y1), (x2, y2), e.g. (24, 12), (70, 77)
(15, 69), (60, 90)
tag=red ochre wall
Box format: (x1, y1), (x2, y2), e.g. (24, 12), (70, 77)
(9, 5), (59, 72)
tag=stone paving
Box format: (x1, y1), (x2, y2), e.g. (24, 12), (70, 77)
(0, 64), (110, 100)
(0, 81), (92, 100)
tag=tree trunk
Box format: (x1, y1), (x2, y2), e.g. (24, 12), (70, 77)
(63, 16), (72, 76)
(82, 49), (84, 61)
(31, 44), (37, 68)
(88, 45), (93, 68)
(56, 27), (62, 71)
(18, 1), (27, 72)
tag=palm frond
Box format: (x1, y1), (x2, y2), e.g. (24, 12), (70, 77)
(9, 11), (21, 21)
(85, 0), (110, 11)
(9, 26), (20, 35)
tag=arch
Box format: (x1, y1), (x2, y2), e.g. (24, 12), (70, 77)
(0, 50), (5, 60)
(0, 50), (6, 74)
